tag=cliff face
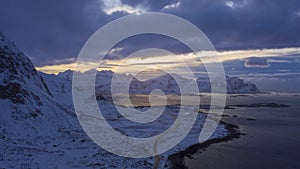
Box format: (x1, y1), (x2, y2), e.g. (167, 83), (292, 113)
(0, 32), (52, 106)
(0, 33), (77, 162)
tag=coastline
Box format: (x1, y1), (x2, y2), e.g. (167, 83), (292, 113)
(168, 120), (241, 169)
(168, 93), (300, 169)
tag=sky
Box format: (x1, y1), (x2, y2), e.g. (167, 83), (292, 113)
(1, 0), (300, 92)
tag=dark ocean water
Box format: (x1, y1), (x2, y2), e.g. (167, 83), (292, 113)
(185, 93), (300, 169)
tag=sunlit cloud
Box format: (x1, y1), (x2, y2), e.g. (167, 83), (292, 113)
(108, 47), (124, 55)
(225, 1), (234, 8)
(163, 1), (181, 10)
(267, 59), (292, 63)
(52, 57), (76, 65)
(106, 47), (125, 60)
(101, 0), (147, 15)
(36, 63), (77, 74)
(36, 47), (300, 74)
(225, 0), (248, 9)
(213, 47), (300, 62)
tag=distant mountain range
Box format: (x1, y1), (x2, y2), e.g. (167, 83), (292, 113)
(55, 68), (259, 97)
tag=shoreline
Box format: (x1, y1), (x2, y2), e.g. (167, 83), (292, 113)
(168, 120), (241, 169)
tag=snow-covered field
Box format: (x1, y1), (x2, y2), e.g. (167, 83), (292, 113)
(0, 98), (228, 169)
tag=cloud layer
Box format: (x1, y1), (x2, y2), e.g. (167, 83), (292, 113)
(101, 0), (147, 15)
(0, 0), (300, 66)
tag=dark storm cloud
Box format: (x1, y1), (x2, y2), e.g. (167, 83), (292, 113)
(167, 0), (300, 50)
(0, 0), (300, 66)
(0, 0), (109, 66)
(244, 57), (270, 68)
(104, 34), (193, 60)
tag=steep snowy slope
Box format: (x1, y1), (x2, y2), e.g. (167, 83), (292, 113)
(0, 33), (81, 168)
(0, 32), (76, 131)
(0, 33), (51, 103)
(39, 72), (73, 108)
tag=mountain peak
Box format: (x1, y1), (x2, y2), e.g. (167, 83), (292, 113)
(0, 32), (20, 55)
(0, 33), (52, 105)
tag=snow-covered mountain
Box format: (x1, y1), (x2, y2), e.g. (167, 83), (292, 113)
(40, 72), (73, 107)
(1, 31), (259, 168)
(0, 32), (77, 128)
(0, 32), (231, 168)
(55, 68), (259, 96)
(0, 32), (52, 104)
(0, 32), (90, 168)
(127, 73), (259, 94)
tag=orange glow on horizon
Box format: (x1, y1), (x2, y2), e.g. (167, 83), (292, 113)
(36, 47), (300, 74)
